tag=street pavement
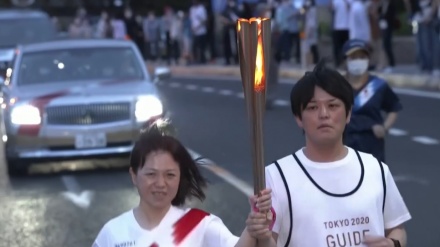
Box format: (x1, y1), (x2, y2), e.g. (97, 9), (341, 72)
(0, 75), (439, 246)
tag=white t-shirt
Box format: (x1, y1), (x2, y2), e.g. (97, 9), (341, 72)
(332, 0), (350, 30)
(93, 206), (239, 247)
(266, 147), (411, 247)
(111, 20), (127, 40)
(190, 4), (208, 36)
(305, 7), (318, 46)
(348, 0), (371, 42)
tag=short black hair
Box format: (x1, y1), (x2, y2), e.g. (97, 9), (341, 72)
(290, 60), (354, 119)
(129, 120), (207, 206)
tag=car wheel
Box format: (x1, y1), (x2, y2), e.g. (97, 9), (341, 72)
(6, 158), (28, 177)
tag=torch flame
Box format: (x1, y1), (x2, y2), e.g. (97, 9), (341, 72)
(254, 19), (265, 92)
(237, 17), (268, 92)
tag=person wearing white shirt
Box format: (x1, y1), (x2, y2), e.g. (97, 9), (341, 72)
(190, 0), (208, 63)
(349, 0), (371, 43)
(93, 119), (273, 247)
(111, 12), (127, 40)
(260, 61), (411, 247)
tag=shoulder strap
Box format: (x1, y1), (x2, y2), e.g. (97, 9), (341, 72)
(274, 160), (293, 247)
(377, 158), (387, 213)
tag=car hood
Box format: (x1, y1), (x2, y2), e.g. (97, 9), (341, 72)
(10, 78), (161, 104)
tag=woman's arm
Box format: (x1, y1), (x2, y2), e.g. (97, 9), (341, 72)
(234, 228), (256, 247)
(383, 112), (398, 131)
(235, 189), (274, 247)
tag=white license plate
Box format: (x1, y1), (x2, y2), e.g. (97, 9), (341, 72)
(75, 133), (106, 149)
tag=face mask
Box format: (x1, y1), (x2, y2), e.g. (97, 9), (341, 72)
(347, 59), (369, 75)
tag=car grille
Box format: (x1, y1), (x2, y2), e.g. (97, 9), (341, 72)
(46, 103), (131, 125)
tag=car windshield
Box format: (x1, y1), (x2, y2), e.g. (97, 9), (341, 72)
(0, 18), (55, 47)
(17, 47), (145, 85)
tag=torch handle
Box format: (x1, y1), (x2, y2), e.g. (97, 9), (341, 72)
(250, 92), (266, 195)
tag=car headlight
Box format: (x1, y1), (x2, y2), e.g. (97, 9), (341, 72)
(11, 105), (41, 125)
(135, 96), (163, 122)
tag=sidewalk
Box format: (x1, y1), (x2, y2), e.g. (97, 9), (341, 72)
(168, 62), (440, 90)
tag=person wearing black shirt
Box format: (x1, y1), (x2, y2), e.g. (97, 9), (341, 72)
(124, 9), (145, 58)
(378, 0), (397, 70)
(220, 0), (240, 65)
(342, 39), (402, 162)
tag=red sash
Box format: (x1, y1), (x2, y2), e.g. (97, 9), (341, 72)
(149, 208), (209, 247)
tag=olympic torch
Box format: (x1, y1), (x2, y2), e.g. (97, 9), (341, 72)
(237, 17), (271, 211)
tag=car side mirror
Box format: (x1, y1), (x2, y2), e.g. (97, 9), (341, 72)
(153, 66), (171, 82)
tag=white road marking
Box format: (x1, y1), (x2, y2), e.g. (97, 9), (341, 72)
(169, 82), (181, 88)
(236, 92), (245, 98)
(188, 149), (253, 196)
(394, 175), (430, 186)
(174, 75), (440, 99)
(219, 89), (234, 96)
(273, 99), (290, 106)
(61, 175), (93, 209)
(202, 86), (215, 93)
(388, 128), (408, 136)
(412, 136), (439, 145)
(185, 84), (198, 90)
(393, 88), (440, 99)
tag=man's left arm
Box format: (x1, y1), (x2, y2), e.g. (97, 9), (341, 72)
(365, 165), (412, 247)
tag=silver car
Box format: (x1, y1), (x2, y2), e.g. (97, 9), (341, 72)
(1, 39), (170, 176)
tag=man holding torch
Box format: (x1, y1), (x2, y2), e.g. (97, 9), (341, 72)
(261, 62), (411, 247)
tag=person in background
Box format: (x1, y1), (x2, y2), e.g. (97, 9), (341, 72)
(143, 11), (161, 61)
(124, 8), (144, 55)
(378, 0), (397, 73)
(181, 10), (194, 65)
(190, 0), (208, 64)
(95, 11), (113, 39)
(111, 11), (127, 40)
(164, 7), (182, 65)
(303, 0), (320, 66)
(368, 0), (384, 71)
(68, 17), (92, 39)
(275, 0), (301, 63)
(342, 39), (402, 162)
(134, 14), (146, 59)
(220, 0), (240, 65)
(348, 0), (371, 43)
(330, 0), (350, 68)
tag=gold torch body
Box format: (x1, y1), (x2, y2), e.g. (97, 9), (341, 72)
(236, 18), (271, 196)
